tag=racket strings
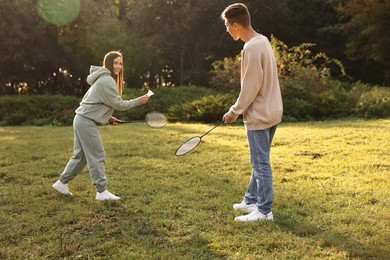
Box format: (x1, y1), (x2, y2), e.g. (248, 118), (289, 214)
(176, 137), (201, 156)
(145, 112), (168, 128)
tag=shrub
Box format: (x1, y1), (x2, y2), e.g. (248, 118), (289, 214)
(352, 83), (390, 118)
(114, 86), (220, 121)
(208, 36), (358, 121)
(0, 95), (79, 126)
(271, 35), (355, 120)
(271, 35), (347, 79)
(209, 54), (241, 92)
(280, 67), (354, 120)
(167, 93), (237, 123)
(0, 87), (222, 126)
(1, 83), (388, 126)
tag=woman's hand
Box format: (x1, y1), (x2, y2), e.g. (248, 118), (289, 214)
(140, 94), (150, 105)
(111, 117), (122, 125)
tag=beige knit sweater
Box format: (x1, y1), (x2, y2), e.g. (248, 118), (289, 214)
(228, 35), (283, 130)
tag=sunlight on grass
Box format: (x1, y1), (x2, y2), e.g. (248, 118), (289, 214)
(0, 120), (389, 258)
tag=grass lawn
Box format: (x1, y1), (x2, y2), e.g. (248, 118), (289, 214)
(0, 119), (389, 259)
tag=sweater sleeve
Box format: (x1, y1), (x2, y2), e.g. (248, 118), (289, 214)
(99, 77), (142, 111)
(229, 47), (263, 116)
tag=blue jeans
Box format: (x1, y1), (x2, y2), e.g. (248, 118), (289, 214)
(244, 125), (277, 214)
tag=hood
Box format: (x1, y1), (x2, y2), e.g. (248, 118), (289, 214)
(86, 66), (112, 85)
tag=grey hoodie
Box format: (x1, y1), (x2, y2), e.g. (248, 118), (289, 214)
(75, 66), (142, 125)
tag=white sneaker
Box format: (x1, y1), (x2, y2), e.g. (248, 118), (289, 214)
(233, 200), (257, 213)
(234, 209), (273, 222)
(52, 180), (73, 196)
(96, 190), (120, 201)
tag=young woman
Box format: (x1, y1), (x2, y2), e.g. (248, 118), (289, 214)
(52, 51), (150, 200)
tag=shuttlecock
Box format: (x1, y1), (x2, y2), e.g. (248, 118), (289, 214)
(147, 90), (154, 97)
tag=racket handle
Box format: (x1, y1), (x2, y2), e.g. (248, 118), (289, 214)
(200, 120), (223, 138)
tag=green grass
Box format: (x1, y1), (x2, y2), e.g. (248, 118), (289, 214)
(0, 119), (389, 259)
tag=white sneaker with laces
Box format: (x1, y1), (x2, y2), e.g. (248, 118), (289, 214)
(52, 180), (73, 196)
(233, 200), (257, 213)
(234, 209), (274, 222)
(96, 190), (120, 201)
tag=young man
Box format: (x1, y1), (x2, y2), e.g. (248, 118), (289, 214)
(221, 3), (283, 222)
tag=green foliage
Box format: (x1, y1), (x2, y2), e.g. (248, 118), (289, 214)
(0, 95), (79, 126)
(209, 36), (390, 121)
(271, 35), (390, 120)
(0, 0), (71, 95)
(1, 0), (389, 94)
(114, 86), (220, 122)
(337, 0), (390, 83)
(167, 93), (237, 123)
(122, 1), (234, 87)
(271, 35), (346, 79)
(350, 83), (390, 118)
(1, 82), (389, 127)
(279, 66), (352, 120)
(209, 55), (241, 92)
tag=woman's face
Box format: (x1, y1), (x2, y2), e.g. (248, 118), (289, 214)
(113, 56), (123, 76)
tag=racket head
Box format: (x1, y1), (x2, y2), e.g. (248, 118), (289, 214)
(145, 111), (168, 128)
(175, 136), (201, 156)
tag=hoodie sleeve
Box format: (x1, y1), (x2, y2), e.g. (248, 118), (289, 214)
(98, 76), (142, 111)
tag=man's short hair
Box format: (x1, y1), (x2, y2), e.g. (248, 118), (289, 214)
(221, 3), (251, 27)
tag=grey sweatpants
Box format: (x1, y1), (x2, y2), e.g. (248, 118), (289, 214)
(60, 114), (107, 192)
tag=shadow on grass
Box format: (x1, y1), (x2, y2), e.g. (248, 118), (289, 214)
(48, 201), (227, 259)
(275, 198), (390, 259)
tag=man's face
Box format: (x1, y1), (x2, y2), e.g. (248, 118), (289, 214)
(225, 20), (239, 41)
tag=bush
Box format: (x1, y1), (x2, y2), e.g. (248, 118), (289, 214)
(0, 95), (79, 126)
(114, 86), (220, 121)
(208, 36), (360, 121)
(271, 35), (346, 79)
(167, 93), (237, 122)
(0, 87), (223, 126)
(208, 36), (387, 121)
(280, 67), (354, 120)
(1, 83), (389, 126)
(209, 54), (241, 92)
(352, 83), (390, 118)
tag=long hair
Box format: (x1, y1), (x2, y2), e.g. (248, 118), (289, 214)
(103, 51), (124, 96)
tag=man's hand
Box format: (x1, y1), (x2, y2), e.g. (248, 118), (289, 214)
(223, 112), (239, 124)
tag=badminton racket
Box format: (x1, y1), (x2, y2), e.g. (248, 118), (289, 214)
(118, 111), (167, 128)
(175, 121), (223, 156)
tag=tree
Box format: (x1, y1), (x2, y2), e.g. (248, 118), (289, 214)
(0, 0), (66, 94)
(58, 0), (146, 89)
(122, 0), (243, 87)
(336, 0), (390, 85)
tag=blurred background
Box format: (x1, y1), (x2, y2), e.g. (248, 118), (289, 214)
(0, 0), (389, 124)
